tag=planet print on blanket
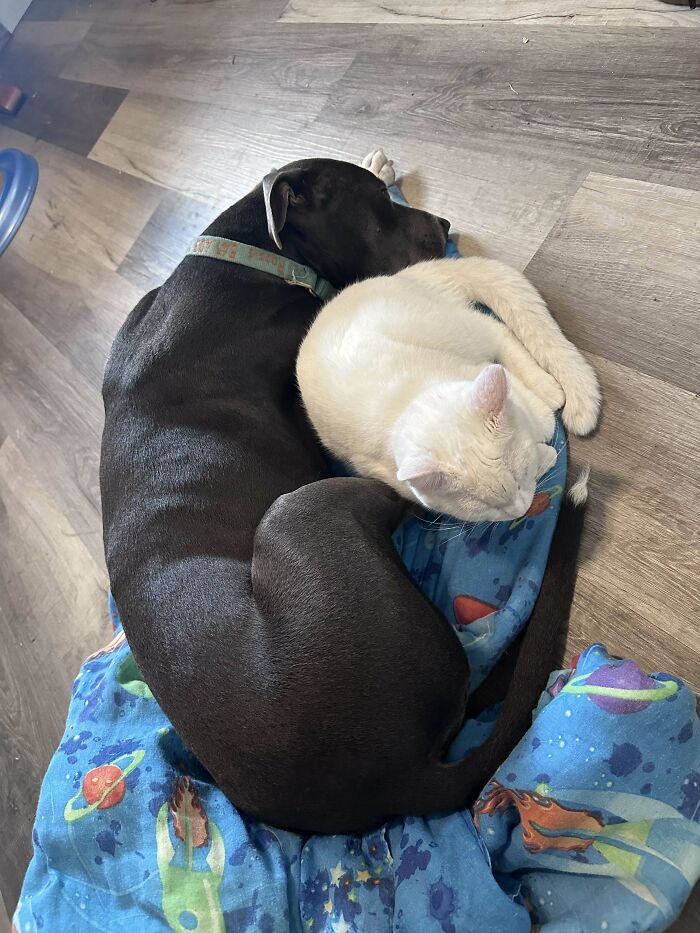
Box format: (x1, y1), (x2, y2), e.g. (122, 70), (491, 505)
(560, 659), (680, 713)
(64, 750), (145, 821)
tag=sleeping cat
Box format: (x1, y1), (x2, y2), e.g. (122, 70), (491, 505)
(297, 257), (600, 522)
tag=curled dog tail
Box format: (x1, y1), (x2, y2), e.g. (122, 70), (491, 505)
(395, 472), (588, 817)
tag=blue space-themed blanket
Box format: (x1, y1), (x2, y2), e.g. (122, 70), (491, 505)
(16, 192), (700, 933)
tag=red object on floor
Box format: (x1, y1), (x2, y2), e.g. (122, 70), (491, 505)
(0, 83), (24, 114)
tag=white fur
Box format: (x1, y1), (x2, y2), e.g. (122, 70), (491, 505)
(297, 257), (601, 522)
(361, 148), (396, 186)
(568, 466), (590, 506)
(406, 258), (602, 435)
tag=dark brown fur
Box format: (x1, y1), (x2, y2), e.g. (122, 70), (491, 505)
(101, 158), (584, 833)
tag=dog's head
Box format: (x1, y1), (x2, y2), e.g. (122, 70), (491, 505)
(261, 158), (449, 287)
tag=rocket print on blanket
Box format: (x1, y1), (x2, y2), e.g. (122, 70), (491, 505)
(475, 645), (700, 931)
(474, 781), (606, 853)
(156, 777), (226, 933)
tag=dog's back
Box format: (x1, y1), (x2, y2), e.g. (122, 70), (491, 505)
(100, 158), (582, 834)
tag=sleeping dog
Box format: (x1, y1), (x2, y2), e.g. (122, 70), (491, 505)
(101, 153), (584, 833)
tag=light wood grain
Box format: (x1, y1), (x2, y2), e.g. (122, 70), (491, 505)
(0, 437), (108, 910)
(62, 22), (356, 116)
(118, 190), (221, 292)
(316, 25), (699, 181)
(88, 88), (573, 268)
(0, 891), (10, 933)
(26, 0), (288, 28)
(0, 19), (91, 74)
(281, 0), (700, 27)
(88, 90), (362, 205)
(0, 291), (106, 566)
(88, 23), (699, 270)
(0, 125), (160, 279)
(565, 355), (700, 691)
(0, 126), (148, 388)
(526, 172), (700, 392)
(0, 19), (126, 155)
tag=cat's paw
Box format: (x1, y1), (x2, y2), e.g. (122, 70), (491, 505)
(361, 148), (395, 186)
(560, 357), (601, 436)
(532, 369), (566, 412)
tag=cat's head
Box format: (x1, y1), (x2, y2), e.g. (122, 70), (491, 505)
(393, 365), (556, 522)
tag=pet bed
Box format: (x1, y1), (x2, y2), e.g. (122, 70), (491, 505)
(14, 188), (699, 933)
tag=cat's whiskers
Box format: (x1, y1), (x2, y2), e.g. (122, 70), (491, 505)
(535, 445), (565, 492)
(442, 522), (468, 545)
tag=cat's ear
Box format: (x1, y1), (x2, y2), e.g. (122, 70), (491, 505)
(396, 451), (445, 492)
(470, 364), (507, 422)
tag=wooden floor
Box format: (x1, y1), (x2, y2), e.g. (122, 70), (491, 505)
(0, 0), (698, 925)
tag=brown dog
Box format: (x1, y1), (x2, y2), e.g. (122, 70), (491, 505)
(100, 154), (584, 833)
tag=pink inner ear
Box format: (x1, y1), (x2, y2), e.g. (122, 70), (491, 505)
(470, 364), (507, 419)
(396, 452), (444, 491)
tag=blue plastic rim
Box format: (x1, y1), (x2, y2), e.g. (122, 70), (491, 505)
(0, 147), (39, 257)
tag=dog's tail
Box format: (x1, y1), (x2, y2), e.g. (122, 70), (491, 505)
(396, 469), (589, 817)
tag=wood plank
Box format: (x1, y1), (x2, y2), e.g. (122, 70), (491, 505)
(564, 355), (699, 693)
(317, 26), (699, 179)
(0, 19), (91, 75)
(525, 173), (699, 392)
(0, 126), (152, 387)
(0, 891), (10, 933)
(0, 75), (127, 156)
(0, 292), (107, 566)
(89, 91), (330, 205)
(0, 19), (125, 154)
(0, 246), (140, 391)
(0, 437), (108, 912)
(0, 125), (162, 279)
(281, 0), (700, 27)
(26, 0), (288, 27)
(62, 21), (356, 115)
(118, 189), (222, 292)
(88, 24), (698, 269)
(88, 88), (570, 268)
(521, 173), (700, 693)
(670, 892), (700, 933)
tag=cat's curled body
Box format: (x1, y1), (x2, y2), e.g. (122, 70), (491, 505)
(297, 257), (600, 522)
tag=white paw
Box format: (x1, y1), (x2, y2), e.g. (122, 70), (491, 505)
(560, 358), (601, 436)
(533, 370), (566, 412)
(361, 148), (395, 186)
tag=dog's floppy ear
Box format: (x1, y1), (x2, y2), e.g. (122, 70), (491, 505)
(262, 167), (308, 249)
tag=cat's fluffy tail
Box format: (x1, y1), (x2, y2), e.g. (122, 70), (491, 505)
(392, 477), (587, 817)
(568, 465), (590, 506)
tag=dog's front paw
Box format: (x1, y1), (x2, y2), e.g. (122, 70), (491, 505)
(560, 358), (601, 436)
(361, 148), (395, 186)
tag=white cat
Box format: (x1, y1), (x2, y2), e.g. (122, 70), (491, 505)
(296, 257), (600, 522)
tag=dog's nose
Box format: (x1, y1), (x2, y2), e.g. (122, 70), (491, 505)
(437, 216), (451, 234)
